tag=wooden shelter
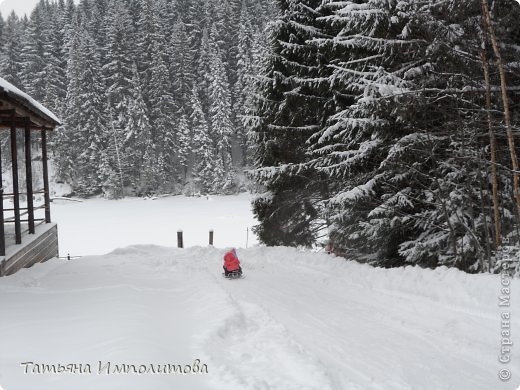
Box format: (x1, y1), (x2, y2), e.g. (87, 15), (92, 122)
(0, 77), (61, 276)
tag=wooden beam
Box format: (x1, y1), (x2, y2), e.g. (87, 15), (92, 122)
(10, 118), (21, 244)
(0, 116), (38, 129)
(0, 112), (52, 131)
(41, 130), (51, 223)
(25, 120), (35, 234)
(0, 124), (53, 131)
(0, 134), (5, 256)
(0, 120), (33, 127)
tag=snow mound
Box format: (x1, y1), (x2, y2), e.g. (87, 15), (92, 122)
(0, 246), (518, 390)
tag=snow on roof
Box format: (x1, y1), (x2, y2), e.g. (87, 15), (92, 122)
(0, 77), (62, 126)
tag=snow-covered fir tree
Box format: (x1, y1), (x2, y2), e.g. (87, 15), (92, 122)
(209, 36), (233, 176)
(234, 0), (255, 165)
(190, 86), (218, 194)
(177, 113), (191, 183)
(148, 40), (178, 189)
(0, 12), (23, 88)
(310, 0), (520, 270)
(63, 23), (110, 195)
(248, 0), (333, 246)
(123, 63), (154, 192)
(168, 18), (192, 116)
(250, 0), (520, 271)
(20, 4), (47, 101)
(0, 0), (274, 196)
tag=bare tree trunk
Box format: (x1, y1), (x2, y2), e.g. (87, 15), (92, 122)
(481, 0), (520, 223)
(480, 49), (501, 248)
(476, 148), (493, 271)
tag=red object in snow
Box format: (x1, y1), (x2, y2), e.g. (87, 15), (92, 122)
(224, 248), (241, 271)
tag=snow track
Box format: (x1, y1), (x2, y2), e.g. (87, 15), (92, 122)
(0, 245), (519, 390)
(202, 298), (336, 390)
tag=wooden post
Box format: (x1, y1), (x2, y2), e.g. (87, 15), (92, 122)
(25, 120), (35, 234)
(41, 130), (51, 223)
(0, 136), (5, 256)
(11, 120), (21, 244)
(177, 230), (183, 248)
(209, 230), (214, 246)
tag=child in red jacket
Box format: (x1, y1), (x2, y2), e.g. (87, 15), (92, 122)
(223, 248), (242, 277)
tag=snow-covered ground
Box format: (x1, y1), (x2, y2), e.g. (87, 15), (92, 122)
(0, 195), (519, 390)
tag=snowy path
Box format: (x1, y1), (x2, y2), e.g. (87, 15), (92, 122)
(0, 246), (519, 390)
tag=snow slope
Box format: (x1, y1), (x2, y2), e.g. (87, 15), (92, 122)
(0, 246), (519, 390)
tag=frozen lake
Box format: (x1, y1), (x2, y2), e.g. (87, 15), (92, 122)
(50, 193), (258, 256)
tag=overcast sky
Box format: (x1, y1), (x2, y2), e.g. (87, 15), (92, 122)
(0, 0), (39, 17)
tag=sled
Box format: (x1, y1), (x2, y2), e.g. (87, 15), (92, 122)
(222, 271), (243, 280)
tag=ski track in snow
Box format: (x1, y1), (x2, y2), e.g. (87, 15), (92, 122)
(199, 269), (339, 390)
(0, 245), (519, 390)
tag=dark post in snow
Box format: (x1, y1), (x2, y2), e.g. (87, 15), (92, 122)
(209, 230), (214, 246)
(177, 230), (184, 248)
(0, 136), (4, 256)
(11, 117), (21, 244)
(41, 129), (51, 223)
(25, 119), (35, 234)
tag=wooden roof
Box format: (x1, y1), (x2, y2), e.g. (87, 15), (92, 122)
(0, 77), (62, 130)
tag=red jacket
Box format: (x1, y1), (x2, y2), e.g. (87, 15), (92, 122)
(224, 250), (241, 271)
